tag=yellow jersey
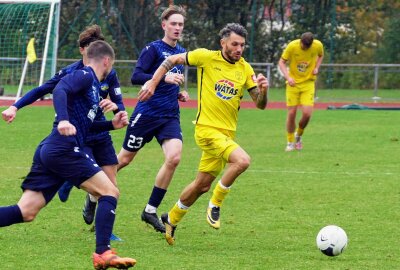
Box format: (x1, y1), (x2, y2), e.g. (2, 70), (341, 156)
(281, 39), (324, 84)
(187, 49), (257, 131)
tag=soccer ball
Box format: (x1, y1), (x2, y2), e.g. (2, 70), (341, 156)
(316, 225), (348, 256)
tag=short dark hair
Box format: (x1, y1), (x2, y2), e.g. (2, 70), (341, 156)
(78, 24), (105, 48)
(86, 40), (115, 61)
(301, 32), (314, 49)
(160, 5), (186, 21)
(219, 23), (248, 40)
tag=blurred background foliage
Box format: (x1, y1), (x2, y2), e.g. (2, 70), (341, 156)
(58, 0), (400, 64)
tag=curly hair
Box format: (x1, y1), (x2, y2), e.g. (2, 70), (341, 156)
(78, 24), (105, 48)
(219, 23), (248, 40)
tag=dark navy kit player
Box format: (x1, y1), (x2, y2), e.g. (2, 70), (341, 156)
(117, 5), (189, 233)
(1, 25), (125, 241)
(0, 40), (136, 270)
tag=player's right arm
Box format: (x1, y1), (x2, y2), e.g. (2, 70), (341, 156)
(138, 52), (187, 101)
(1, 76), (61, 123)
(278, 58), (295, 86)
(1, 63), (79, 123)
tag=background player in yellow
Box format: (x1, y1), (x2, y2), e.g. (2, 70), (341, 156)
(138, 23), (268, 245)
(278, 32), (324, 151)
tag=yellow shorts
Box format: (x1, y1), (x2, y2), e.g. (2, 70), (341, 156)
(195, 124), (239, 177)
(286, 80), (315, 106)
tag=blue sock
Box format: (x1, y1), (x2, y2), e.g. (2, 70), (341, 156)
(0, 205), (23, 227)
(95, 196), (117, 254)
(148, 186), (167, 208)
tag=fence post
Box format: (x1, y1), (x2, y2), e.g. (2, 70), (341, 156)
(372, 65), (380, 101)
(184, 66), (189, 91)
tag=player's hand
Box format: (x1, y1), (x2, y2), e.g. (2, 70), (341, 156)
(138, 80), (156, 102)
(165, 73), (184, 85)
(287, 77), (295, 87)
(313, 68), (319, 75)
(57, 120), (76, 136)
(100, 99), (118, 113)
(178, 90), (189, 102)
(112, 111), (129, 129)
(1, 106), (18, 123)
(256, 73), (268, 94)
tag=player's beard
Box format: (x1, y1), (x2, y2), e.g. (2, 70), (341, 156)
(224, 48), (241, 62)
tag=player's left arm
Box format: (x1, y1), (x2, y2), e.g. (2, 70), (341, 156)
(313, 54), (324, 75)
(313, 43), (325, 75)
(90, 111), (129, 132)
(248, 73), (269, 110)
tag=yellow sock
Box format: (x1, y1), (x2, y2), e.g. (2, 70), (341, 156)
(296, 127), (304, 136)
(210, 182), (230, 207)
(287, 132), (295, 143)
(168, 203), (188, 226)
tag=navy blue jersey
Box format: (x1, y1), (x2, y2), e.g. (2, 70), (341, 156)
(131, 40), (186, 119)
(86, 69), (124, 143)
(12, 60), (124, 144)
(45, 66), (101, 147)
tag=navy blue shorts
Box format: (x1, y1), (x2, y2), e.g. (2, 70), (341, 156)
(122, 114), (182, 152)
(85, 134), (118, 167)
(21, 142), (102, 203)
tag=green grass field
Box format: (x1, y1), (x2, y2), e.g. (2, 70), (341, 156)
(0, 106), (399, 269)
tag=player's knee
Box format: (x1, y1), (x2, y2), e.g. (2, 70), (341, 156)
(195, 181), (212, 194)
(236, 154), (251, 172)
(109, 186), (120, 198)
(21, 209), (39, 222)
(165, 154), (181, 169)
(99, 185), (120, 199)
(118, 156), (132, 168)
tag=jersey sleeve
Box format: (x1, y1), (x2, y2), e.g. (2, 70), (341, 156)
(187, 48), (212, 67)
(107, 70), (125, 112)
(131, 44), (158, 85)
(13, 70), (66, 109)
(281, 41), (294, 61)
(53, 70), (93, 121)
(316, 40), (324, 57)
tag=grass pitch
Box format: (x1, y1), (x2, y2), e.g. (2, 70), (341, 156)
(0, 106), (399, 269)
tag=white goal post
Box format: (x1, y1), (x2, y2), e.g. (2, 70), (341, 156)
(0, 0), (60, 101)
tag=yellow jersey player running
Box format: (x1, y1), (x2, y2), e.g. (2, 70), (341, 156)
(278, 32), (324, 151)
(138, 23), (268, 245)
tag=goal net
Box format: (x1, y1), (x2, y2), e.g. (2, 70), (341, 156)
(0, 0), (60, 101)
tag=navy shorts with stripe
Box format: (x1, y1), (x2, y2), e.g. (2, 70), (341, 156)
(85, 134), (118, 167)
(21, 142), (102, 203)
(122, 114), (182, 152)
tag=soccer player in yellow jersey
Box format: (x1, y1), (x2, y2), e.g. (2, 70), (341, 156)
(278, 32), (324, 151)
(138, 23), (268, 245)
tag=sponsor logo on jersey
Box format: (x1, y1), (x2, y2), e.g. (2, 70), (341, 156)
(100, 83), (109, 92)
(297, 61), (309, 73)
(214, 79), (238, 100)
(162, 51), (171, 58)
(114, 87), (121, 95)
(235, 71), (243, 81)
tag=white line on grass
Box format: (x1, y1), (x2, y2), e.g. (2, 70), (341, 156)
(246, 169), (395, 176)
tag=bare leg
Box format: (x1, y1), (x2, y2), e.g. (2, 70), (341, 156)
(155, 139), (182, 189)
(116, 148), (138, 171)
(17, 190), (47, 222)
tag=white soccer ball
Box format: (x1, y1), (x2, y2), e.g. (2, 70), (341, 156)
(316, 225), (348, 256)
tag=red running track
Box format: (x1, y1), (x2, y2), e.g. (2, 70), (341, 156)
(1, 98), (400, 110)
